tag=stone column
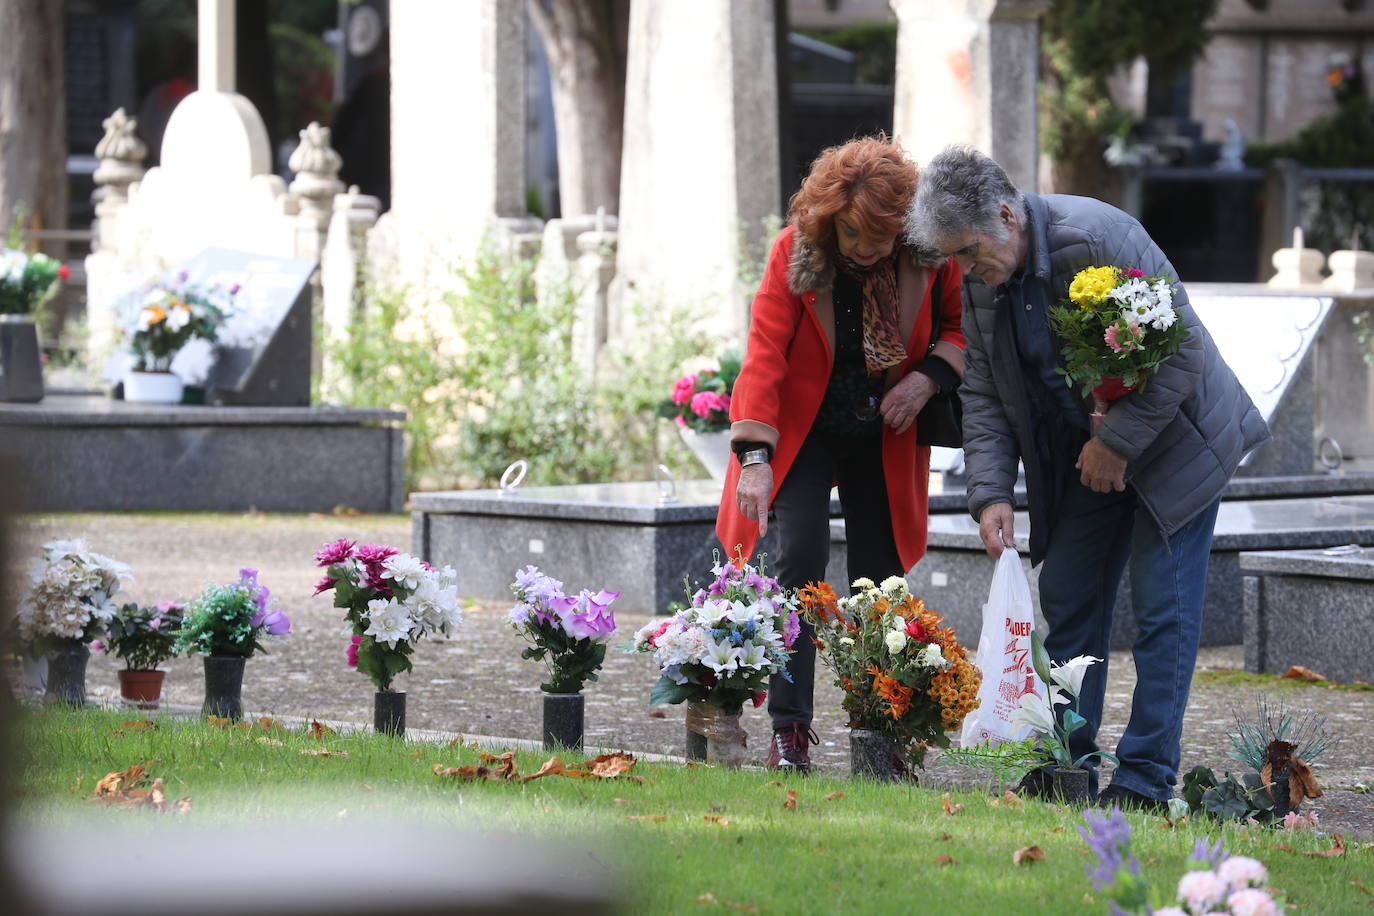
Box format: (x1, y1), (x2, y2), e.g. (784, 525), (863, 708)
(891, 0), (1049, 191)
(389, 0), (527, 266)
(613, 0), (780, 344)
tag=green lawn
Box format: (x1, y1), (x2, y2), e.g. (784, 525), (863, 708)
(11, 709), (1370, 914)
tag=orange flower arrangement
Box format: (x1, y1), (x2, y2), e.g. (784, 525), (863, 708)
(800, 575), (981, 767)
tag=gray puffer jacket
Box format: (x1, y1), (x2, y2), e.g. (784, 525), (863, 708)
(960, 192), (1270, 563)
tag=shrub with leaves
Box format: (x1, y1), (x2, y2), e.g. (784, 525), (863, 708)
(100, 602), (183, 671)
(174, 569), (291, 659)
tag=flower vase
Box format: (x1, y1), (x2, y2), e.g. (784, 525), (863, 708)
(43, 640), (89, 707)
(694, 704), (749, 769)
(1089, 377), (1135, 432)
(1269, 769), (1295, 822)
(542, 692), (584, 750)
(123, 370), (184, 404)
(118, 669), (166, 710)
(849, 728), (904, 782)
(374, 690), (406, 737)
(0, 315), (44, 402)
(1051, 766), (1093, 805)
(685, 727), (708, 762)
(678, 427), (732, 484)
(201, 655), (246, 720)
(18, 655), (48, 700)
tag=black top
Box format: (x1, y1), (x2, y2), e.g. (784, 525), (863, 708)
(811, 272), (885, 438)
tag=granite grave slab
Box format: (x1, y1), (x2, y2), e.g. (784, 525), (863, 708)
(1241, 546), (1374, 684)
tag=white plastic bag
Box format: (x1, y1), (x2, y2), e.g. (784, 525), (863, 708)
(959, 548), (1043, 747)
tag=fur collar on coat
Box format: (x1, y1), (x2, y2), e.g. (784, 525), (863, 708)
(785, 230), (935, 296)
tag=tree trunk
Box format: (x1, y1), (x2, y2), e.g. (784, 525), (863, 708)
(0, 0), (68, 240)
(527, 0), (629, 218)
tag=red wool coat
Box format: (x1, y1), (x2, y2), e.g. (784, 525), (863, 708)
(715, 225), (966, 571)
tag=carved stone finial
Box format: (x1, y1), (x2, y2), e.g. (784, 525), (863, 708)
(93, 107), (148, 189)
(289, 122), (346, 227)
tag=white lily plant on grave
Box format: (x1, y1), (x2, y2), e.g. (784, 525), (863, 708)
(1010, 630), (1119, 771)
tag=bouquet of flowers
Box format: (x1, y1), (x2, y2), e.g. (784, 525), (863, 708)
(799, 576), (980, 763)
(0, 247), (68, 315)
(174, 569), (292, 658)
(632, 552), (798, 714)
(16, 539), (131, 652)
(509, 566), (618, 694)
(656, 350), (741, 433)
(313, 539), (462, 691)
(1048, 264), (1188, 427)
(97, 601), (183, 671)
(125, 270), (236, 371)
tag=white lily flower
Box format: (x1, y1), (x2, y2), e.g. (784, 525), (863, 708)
(702, 638), (741, 674)
(736, 641), (768, 669)
(1048, 654), (1103, 699)
(1010, 691), (1058, 735)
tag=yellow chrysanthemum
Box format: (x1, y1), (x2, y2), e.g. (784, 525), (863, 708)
(1068, 266), (1120, 310)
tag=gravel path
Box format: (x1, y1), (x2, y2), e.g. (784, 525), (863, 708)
(9, 511), (1372, 837)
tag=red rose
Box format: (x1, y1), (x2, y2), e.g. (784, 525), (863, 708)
(905, 619), (928, 641)
(57, 264), (70, 281)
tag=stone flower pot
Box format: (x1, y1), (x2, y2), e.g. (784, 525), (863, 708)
(0, 315), (44, 403)
(542, 692), (584, 750)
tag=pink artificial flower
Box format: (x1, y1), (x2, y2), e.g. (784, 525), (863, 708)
(1124, 268), (1146, 279)
(674, 414), (687, 428)
(905, 619), (928, 641)
(783, 610), (801, 649)
(154, 601), (182, 613)
(689, 390), (718, 419)
(346, 634), (362, 667)
(1177, 871), (1229, 914)
(355, 542), (400, 590)
(1217, 856), (1268, 892)
(148, 617), (161, 631)
(1227, 888), (1279, 916)
(649, 619), (672, 646)
(1281, 810), (1319, 831)
(1105, 325), (1124, 353)
(314, 538), (358, 567)
(90, 638), (106, 654)
(313, 575), (336, 596)
(671, 373), (699, 406)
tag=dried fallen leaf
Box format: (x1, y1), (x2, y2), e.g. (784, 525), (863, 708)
(824, 791), (845, 801)
(360, 782), (375, 792)
(588, 751), (637, 778)
(763, 780), (782, 787)
(703, 814), (730, 826)
(694, 892), (758, 912)
(205, 716), (233, 728)
(986, 796), (1000, 808)
(480, 751), (520, 779)
(941, 793), (964, 816)
(1000, 790), (1025, 810)
(1277, 834), (1346, 857)
(1013, 845), (1046, 866)
(935, 853), (957, 866)
(93, 764), (146, 800)
(783, 790), (797, 810)
(445, 735), (465, 747)
(256, 717), (286, 732)
(814, 844), (826, 856)
(121, 720), (157, 731)
(518, 756), (566, 782)
(255, 737), (284, 747)
(148, 778), (167, 812)
(299, 748), (349, 758)
(1049, 825), (1066, 834)
(172, 796), (192, 815)
(612, 798), (631, 805)
(938, 833), (952, 841)
(411, 748), (424, 759)
(626, 814), (666, 822)
(1281, 665), (1325, 683)
(1353, 877), (1373, 897)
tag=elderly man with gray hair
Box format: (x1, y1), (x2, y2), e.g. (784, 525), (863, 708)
(907, 146), (1269, 811)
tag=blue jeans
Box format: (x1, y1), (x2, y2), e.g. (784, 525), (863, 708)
(1036, 475), (1220, 801)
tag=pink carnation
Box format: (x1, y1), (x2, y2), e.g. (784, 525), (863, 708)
(1124, 267), (1146, 278)
(674, 414), (687, 428)
(314, 538), (357, 567)
(313, 575), (336, 596)
(671, 373), (699, 405)
(690, 390), (727, 419)
(1178, 871), (1229, 914)
(1281, 810), (1318, 831)
(1105, 325), (1124, 353)
(1227, 888), (1279, 916)
(1217, 856), (1268, 892)
(346, 634), (362, 667)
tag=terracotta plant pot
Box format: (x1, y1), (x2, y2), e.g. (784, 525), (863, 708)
(118, 669), (166, 710)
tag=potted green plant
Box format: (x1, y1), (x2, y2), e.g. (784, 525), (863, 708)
(174, 569), (291, 720)
(0, 240), (67, 402)
(122, 270), (235, 403)
(98, 601), (184, 709)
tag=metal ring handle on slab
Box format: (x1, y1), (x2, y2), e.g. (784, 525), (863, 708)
(654, 463), (678, 505)
(1318, 437), (1343, 472)
(499, 459), (528, 496)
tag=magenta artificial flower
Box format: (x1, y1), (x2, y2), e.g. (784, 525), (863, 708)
(1124, 267), (1146, 279)
(563, 589), (619, 642)
(148, 617), (161, 631)
(674, 414), (687, 428)
(346, 634), (361, 667)
(671, 373), (698, 406)
(312, 574), (336, 596)
(690, 390), (727, 419)
(90, 638), (106, 654)
(355, 542), (400, 590)
(314, 538), (358, 567)
(782, 610), (801, 649)
(154, 601), (182, 613)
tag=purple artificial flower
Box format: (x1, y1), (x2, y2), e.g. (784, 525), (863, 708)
(314, 538), (357, 567)
(177, 269), (189, 282)
(262, 609), (292, 636)
(1190, 837), (1228, 870)
(1078, 808), (1139, 893)
(513, 565), (563, 605)
(228, 282), (241, 295)
(783, 610), (801, 649)
(564, 589), (619, 642)
(239, 568), (271, 623)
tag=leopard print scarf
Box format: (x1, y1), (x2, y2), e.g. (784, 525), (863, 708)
(836, 252), (906, 374)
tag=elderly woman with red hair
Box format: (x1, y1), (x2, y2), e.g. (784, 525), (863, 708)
(716, 136), (966, 772)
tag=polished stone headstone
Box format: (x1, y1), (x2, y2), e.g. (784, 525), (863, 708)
(1241, 546), (1374, 684)
(882, 494), (1374, 651)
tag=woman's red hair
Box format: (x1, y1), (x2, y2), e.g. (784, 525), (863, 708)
(788, 136), (918, 248)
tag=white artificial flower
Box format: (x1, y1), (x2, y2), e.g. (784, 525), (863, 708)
(380, 553), (428, 591)
(884, 628), (908, 654)
(880, 575), (908, 596)
(363, 597), (415, 649)
(736, 641), (768, 669)
(917, 643), (947, 669)
(136, 308), (161, 332)
(164, 305), (190, 332)
(1009, 688), (1067, 735)
(726, 599), (757, 626)
(408, 576), (461, 633)
(851, 577), (875, 590)
(702, 638), (741, 674)
(1048, 654), (1103, 699)
(839, 636), (855, 646)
